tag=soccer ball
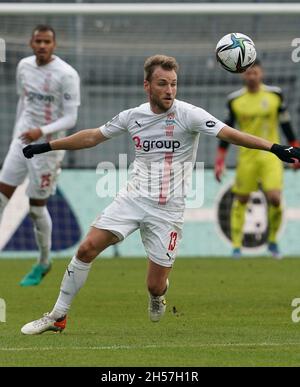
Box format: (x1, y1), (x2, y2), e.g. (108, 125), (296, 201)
(216, 33), (257, 73)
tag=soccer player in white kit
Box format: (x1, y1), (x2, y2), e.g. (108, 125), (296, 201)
(20, 55), (300, 334)
(0, 25), (80, 286)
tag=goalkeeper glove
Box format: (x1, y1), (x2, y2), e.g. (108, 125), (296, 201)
(23, 143), (52, 159)
(289, 140), (300, 170)
(270, 143), (300, 163)
(214, 147), (227, 182)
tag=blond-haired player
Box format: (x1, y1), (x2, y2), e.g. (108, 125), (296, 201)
(20, 55), (300, 334)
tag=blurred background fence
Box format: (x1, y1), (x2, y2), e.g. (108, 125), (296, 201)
(1, 2), (300, 256)
(1, 1), (300, 169)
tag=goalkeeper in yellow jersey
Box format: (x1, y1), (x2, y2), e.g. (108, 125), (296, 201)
(215, 60), (300, 258)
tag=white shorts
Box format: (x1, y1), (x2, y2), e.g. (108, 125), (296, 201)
(0, 139), (64, 199)
(92, 191), (184, 267)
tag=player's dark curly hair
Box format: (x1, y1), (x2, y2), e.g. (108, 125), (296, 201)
(32, 25), (56, 41)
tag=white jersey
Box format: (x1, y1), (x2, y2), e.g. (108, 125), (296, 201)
(14, 55), (80, 141)
(100, 99), (226, 211)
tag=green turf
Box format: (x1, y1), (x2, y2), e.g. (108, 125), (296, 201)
(1, 257), (300, 366)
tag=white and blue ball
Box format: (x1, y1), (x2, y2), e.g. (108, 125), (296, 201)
(216, 33), (257, 73)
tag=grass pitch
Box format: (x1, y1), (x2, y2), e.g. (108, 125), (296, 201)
(1, 257), (300, 367)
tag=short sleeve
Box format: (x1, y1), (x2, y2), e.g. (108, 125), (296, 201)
(99, 110), (128, 138)
(186, 106), (226, 136)
(62, 71), (80, 107)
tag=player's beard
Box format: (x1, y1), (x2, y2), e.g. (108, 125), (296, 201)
(35, 51), (53, 66)
(150, 93), (174, 113)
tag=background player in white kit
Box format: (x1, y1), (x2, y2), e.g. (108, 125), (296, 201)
(0, 25), (80, 286)
(20, 55), (300, 334)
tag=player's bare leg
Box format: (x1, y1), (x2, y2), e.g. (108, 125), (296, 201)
(231, 194), (249, 258)
(76, 227), (119, 263)
(20, 198), (53, 286)
(21, 227), (119, 334)
(266, 190), (282, 259)
(147, 259), (171, 322)
(0, 182), (16, 223)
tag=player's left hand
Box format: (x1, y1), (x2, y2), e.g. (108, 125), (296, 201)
(19, 128), (43, 144)
(271, 144), (300, 163)
(289, 141), (300, 170)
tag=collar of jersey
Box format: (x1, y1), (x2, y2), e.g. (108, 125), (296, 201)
(35, 55), (57, 68)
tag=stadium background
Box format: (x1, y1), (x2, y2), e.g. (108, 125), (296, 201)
(0, 0), (300, 257)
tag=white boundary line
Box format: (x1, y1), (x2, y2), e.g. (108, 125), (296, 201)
(1, 342), (300, 351)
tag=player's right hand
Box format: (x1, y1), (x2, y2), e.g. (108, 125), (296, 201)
(19, 128), (43, 144)
(214, 147), (227, 182)
(23, 143), (52, 159)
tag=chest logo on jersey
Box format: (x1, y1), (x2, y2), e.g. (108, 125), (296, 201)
(132, 136), (180, 152)
(261, 98), (270, 110)
(165, 113), (176, 136)
(27, 91), (54, 103)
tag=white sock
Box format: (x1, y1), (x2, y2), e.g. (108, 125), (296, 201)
(29, 205), (52, 266)
(0, 192), (9, 224)
(49, 256), (92, 320)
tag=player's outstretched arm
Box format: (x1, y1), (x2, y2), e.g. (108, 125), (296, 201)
(218, 125), (300, 163)
(218, 125), (272, 150)
(23, 128), (108, 159)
